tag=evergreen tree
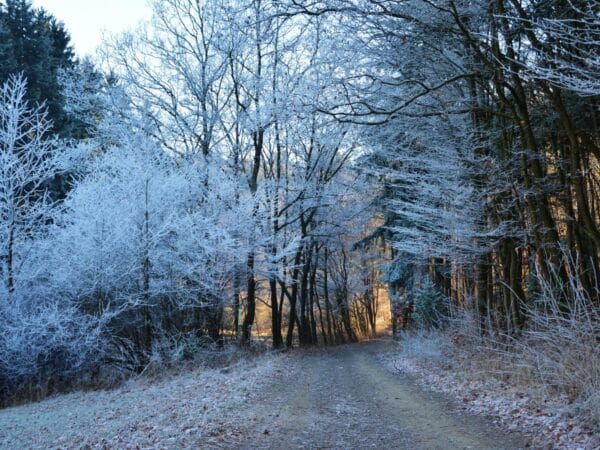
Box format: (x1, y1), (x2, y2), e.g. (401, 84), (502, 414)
(0, 0), (77, 136)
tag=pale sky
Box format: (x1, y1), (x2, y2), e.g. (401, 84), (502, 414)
(32, 0), (152, 57)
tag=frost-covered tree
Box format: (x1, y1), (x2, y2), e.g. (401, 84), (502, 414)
(525, 0), (600, 96)
(46, 130), (251, 350)
(0, 0), (78, 136)
(290, 0), (600, 334)
(102, 0), (233, 158)
(0, 75), (102, 401)
(0, 74), (58, 302)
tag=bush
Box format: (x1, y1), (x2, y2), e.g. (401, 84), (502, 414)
(136, 332), (253, 379)
(0, 300), (105, 405)
(398, 328), (447, 360)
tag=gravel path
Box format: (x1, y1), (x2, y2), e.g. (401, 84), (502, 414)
(0, 340), (526, 449)
(236, 340), (526, 449)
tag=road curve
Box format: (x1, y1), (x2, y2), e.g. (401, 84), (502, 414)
(236, 340), (525, 450)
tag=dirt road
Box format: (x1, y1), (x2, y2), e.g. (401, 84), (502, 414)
(237, 340), (525, 450)
(0, 340), (526, 449)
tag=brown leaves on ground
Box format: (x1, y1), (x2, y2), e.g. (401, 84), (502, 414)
(379, 343), (599, 449)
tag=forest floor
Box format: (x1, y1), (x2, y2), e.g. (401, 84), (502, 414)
(379, 334), (600, 449)
(0, 339), (527, 449)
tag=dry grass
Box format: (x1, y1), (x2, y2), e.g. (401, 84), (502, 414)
(446, 310), (599, 427)
(388, 313), (599, 448)
(388, 263), (600, 447)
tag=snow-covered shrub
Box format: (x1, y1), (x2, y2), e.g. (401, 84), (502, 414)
(442, 254), (600, 429)
(0, 75), (105, 402)
(140, 332), (230, 376)
(0, 299), (104, 402)
(398, 328), (447, 361)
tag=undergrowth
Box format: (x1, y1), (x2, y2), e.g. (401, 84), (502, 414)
(0, 333), (269, 409)
(398, 296), (599, 431)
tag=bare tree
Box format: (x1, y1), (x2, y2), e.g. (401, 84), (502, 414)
(0, 74), (58, 302)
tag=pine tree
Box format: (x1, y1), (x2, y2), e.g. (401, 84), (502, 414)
(0, 0), (77, 136)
